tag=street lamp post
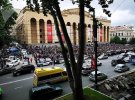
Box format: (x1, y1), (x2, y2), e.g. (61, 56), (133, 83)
(89, 7), (98, 90)
(93, 9), (98, 90)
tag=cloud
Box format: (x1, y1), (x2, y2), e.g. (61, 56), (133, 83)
(10, 0), (26, 9)
(10, 0), (135, 27)
(111, 10), (135, 26)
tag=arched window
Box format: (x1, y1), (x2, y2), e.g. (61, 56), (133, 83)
(66, 22), (71, 37)
(30, 18), (37, 43)
(39, 19), (45, 43)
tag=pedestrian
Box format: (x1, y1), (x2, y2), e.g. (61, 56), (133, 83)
(29, 57), (32, 63)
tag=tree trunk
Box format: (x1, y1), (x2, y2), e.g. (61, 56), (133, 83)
(50, 7), (75, 91)
(53, 1), (85, 100)
(73, 72), (84, 100)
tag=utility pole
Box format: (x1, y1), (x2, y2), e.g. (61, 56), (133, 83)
(92, 8), (98, 90)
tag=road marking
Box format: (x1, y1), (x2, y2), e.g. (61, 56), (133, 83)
(0, 77), (33, 86)
(14, 86), (23, 90)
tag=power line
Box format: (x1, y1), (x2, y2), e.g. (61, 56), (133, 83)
(111, 0), (126, 15)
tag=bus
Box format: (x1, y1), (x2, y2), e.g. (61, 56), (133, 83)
(33, 67), (68, 86)
(130, 54), (135, 65)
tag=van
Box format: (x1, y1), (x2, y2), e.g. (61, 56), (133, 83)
(33, 67), (68, 86)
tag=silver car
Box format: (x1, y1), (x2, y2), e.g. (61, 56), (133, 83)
(114, 64), (129, 73)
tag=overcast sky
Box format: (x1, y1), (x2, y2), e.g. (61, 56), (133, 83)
(10, 0), (135, 26)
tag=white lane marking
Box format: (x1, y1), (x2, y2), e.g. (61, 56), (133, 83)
(14, 86), (23, 90)
(0, 77), (33, 86)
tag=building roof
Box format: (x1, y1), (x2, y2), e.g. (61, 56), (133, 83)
(110, 25), (134, 31)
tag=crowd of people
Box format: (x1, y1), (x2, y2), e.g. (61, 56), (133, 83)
(25, 43), (135, 64)
(1, 42), (135, 69)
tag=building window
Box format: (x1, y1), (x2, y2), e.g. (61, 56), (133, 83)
(40, 29), (42, 32)
(40, 35), (42, 38)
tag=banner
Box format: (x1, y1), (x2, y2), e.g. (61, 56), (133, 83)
(47, 24), (52, 43)
(100, 28), (102, 42)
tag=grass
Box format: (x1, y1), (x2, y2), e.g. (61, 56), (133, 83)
(56, 87), (114, 100)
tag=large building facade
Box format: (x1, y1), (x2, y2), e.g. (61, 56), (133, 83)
(16, 7), (111, 45)
(110, 26), (135, 41)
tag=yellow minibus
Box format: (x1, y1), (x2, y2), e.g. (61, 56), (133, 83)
(33, 67), (68, 86)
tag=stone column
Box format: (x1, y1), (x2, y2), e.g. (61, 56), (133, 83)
(27, 19), (31, 44)
(36, 21), (40, 44)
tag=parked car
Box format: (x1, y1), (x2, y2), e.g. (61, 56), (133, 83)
(97, 60), (102, 66)
(123, 56), (130, 63)
(29, 84), (63, 100)
(82, 65), (93, 75)
(54, 58), (64, 64)
(22, 61), (29, 66)
(114, 64), (130, 73)
(98, 53), (108, 60)
(13, 64), (35, 76)
(0, 65), (15, 76)
(37, 58), (52, 67)
(89, 71), (107, 82)
(6, 59), (20, 67)
(111, 58), (126, 66)
(37, 61), (51, 67)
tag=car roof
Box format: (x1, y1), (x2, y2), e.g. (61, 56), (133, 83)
(21, 64), (34, 68)
(116, 64), (125, 67)
(31, 84), (52, 93)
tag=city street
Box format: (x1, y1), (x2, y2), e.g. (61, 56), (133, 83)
(0, 55), (135, 100)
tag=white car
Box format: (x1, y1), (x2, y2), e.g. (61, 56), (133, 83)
(5, 56), (16, 61)
(21, 49), (27, 54)
(37, 61), (51, 67)
(22, 61), (29, 66)
(98, 53), (108, 60)
(114, 64), (129, 73)
(6, 59), (20, 67)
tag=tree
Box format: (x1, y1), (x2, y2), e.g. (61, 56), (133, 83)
(26, 0), (113, 100)
(120, 38), (127, 44)
(110, 36), (121, 44)
(0, 0), (18, 48)
(128, 38), (135, 44)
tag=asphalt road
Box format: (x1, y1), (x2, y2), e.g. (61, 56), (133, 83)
(0, 55), (135, 100)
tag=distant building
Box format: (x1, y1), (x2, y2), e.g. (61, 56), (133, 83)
(110, 25), (135, 41)
(15, 7), (111, 45)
